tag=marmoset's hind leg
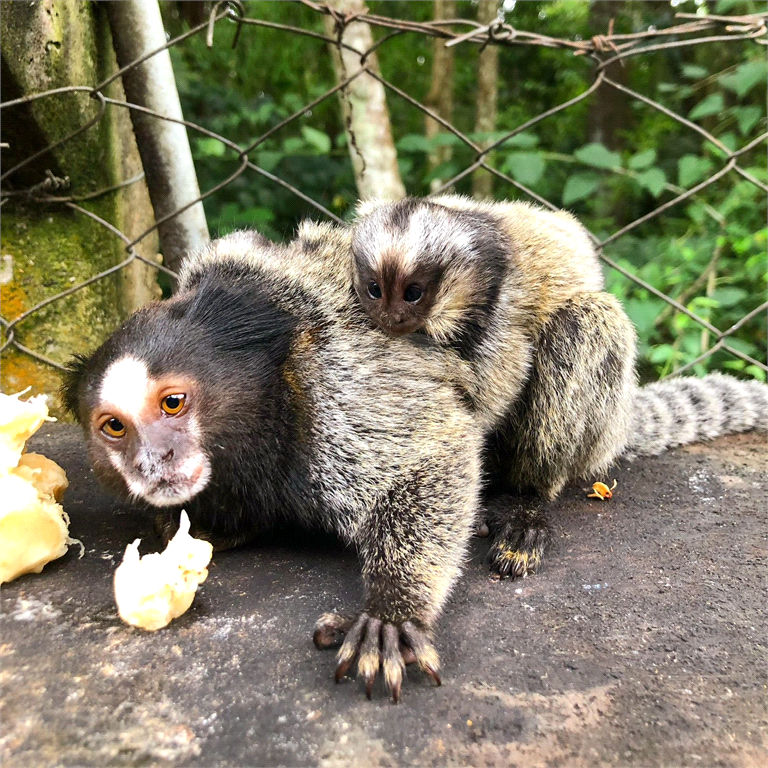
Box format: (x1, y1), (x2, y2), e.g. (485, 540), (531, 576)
(486, 291), (637, 577)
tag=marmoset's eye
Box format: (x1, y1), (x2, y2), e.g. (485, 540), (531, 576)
(161, 394), (186, 415)
(368, 281), (383, 300)
(404, 285), (423, 303)
(102, 417), (126, 438)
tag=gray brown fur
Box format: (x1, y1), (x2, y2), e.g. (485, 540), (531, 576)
(352, 196), (605, 431)
(628, 371), (768, 457)
(64, 224), (485, 701)
(179, 228), (487, 609)
(351, 196), (767, 577)
(64, 209), (767, 700)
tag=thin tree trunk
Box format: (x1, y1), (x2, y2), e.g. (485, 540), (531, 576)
(323, 0), (405, 201)
(472, 0), (500, 199)
(586, 0), (630, 151)
(425, 0), (456, 192)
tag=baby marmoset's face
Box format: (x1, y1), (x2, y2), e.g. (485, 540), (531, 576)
(352, 252), (443, 336)
(351, 199), (478, 338)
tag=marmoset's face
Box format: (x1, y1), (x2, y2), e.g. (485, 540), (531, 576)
(353, 254), (441, 337)
(83, 356), (211, 508)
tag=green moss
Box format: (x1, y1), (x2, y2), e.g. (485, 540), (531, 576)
(0, 2), (154, 415)
(1, 199), (127, 412)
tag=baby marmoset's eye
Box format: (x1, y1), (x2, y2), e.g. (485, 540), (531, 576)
(161, 394), (186, 415)
(403, 285), (423, 303)
(102, 417), (126, 438)
(367, 281), (382, 300)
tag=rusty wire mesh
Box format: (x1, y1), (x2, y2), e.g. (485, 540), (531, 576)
(1, 1), (766, 380)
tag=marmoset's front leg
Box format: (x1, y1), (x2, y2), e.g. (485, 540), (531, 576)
(314, 465), (478, 702)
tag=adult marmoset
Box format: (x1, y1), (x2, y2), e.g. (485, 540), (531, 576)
(351, 196), (768, 578)
(62, 225), (485, 703)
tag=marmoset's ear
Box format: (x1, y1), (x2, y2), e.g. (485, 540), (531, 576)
(355, 198), (392, 219)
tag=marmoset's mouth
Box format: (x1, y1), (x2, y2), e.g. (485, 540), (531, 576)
(130, 458), (211, 508)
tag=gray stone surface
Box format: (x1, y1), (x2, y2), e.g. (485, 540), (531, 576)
(2, 424), (766, 767)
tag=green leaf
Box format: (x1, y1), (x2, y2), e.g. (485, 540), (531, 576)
(678, 155), (713, 188)
(256, 151), (283, 173)
(715, 0), (748, 12)
(719, 132), (738, 151)
(648, 344), (675, 364)
(719, 61), (768, 99)
(425, 161), (462, 184)
(301, 126), (331, 154)
(562, 173), (599, 206)
(724, 336), (757, 356)
(710, 287), (747, 307)
(470, 131), (539, 149)
(628, 149), (656, 170)
(688, 296), (719, 312)
(431, 132), (464, 147)
(688, 93), (724, 121)
(502, 132), (540, 149)
(745, 365), (767, 382)
(282, 137), (305, 154)
(636, 168), (667, 197)
(195, 138), (226, 157)
(733, 105), (763, 136)
(397, 157), (414, 177)
(503, 152), (545, 186)
(686, 202), (706, 225)
(573, 142), (622, 170)
(625, 299), (665, 334)
(681, 64), (708, 80)
(397, 134), (432, 152)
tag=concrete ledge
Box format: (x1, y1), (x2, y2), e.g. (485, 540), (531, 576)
(2, 424), (766, 766)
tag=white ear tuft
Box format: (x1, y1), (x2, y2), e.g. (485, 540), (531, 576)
(355, 198), (391, 220)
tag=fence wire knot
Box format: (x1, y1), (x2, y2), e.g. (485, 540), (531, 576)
(206, 0), (245, 49)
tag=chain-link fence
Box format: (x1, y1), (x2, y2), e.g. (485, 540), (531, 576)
(1, 1), (766, 382)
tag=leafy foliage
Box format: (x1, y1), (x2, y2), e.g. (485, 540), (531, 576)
(162, 0), (766, 381)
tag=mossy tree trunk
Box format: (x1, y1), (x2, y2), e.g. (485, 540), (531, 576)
(0, 0), (160, 414)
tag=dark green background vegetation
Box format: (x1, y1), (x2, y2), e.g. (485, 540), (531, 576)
(163, 0), (766, 382)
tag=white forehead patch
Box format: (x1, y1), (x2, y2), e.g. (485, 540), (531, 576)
(99, 356), (151, 419)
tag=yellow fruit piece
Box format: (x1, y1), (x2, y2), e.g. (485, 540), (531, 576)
(0, 473), (72, 582)
(13, 453), (70, 503)
(0, 392), (79, 584)
(0, 391), (50, 474)
(113, 511), (213, 631)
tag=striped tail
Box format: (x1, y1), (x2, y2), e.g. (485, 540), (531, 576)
(627, 372), (768, 457)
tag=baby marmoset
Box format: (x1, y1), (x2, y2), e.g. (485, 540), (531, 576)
(351, 196), (605, 430)
(351, 195), (767, 578)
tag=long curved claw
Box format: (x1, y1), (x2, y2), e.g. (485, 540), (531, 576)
(313, 613), (355, 649)
(382, 624), (405, 702)
(400, 622), (441, 687)
(335, 613), (367, 682)
(489, 544), (542, 579)
(357, 618), (382, 700)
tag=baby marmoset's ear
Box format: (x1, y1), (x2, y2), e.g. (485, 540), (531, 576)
(354, 198), (392, 220)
